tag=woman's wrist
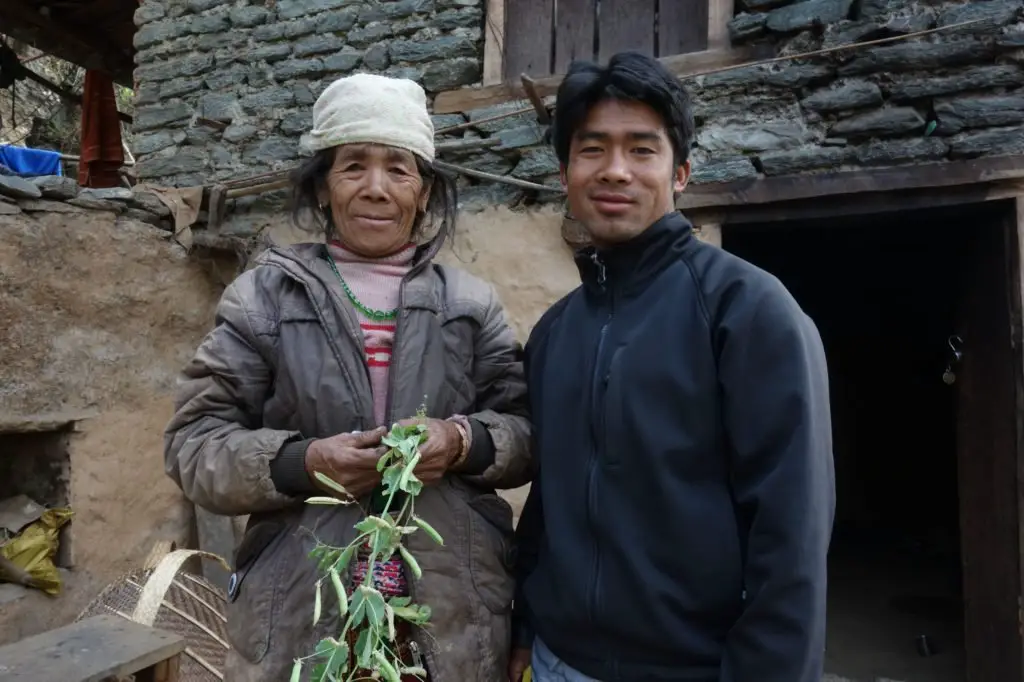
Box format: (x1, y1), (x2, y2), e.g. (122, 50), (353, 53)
(446, 415), (472, 470)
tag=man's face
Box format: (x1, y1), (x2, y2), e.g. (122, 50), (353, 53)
(561, 99), (690, 248)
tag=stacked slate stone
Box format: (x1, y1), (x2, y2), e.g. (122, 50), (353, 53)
(132, 1), (485, 188)
(689, 0), (1024, 183)
(0, 175), (173, 228)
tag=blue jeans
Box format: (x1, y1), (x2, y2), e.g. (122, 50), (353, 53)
(531, 638), (602, 682)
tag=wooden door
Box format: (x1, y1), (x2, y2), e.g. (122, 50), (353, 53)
(954, 199), (1024, 682)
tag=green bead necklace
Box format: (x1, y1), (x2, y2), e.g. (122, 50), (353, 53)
(325, 253), (399, 322)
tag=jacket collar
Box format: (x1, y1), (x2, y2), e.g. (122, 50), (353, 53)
(575, 210), (695, 296)
(258, 241), (444, 313)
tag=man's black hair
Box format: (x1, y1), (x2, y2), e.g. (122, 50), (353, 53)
(550, 51), (695, 168)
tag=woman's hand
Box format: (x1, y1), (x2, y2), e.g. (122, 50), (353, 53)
(304, 427), (388, 498)
(396, 417), (464, 486)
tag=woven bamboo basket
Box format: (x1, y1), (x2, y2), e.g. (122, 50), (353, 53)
(75, 544), (231, 681)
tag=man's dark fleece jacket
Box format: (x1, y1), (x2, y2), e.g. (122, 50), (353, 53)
(514, 211), (835, 682)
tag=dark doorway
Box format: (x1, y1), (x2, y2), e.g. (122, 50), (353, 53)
(722, 201), (1021, 682)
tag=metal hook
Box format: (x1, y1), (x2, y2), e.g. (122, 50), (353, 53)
(943, 334), (964, 385)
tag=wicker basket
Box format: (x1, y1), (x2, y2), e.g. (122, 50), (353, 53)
(76, 545), (231, 681)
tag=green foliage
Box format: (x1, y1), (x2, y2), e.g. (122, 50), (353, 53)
(293, 408), (443, 682)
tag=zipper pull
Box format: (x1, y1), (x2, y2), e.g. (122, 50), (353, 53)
(409, 640), (424, 668)
(591, 252), (607, 287)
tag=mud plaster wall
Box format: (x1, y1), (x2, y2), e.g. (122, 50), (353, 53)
(0, 208), (230, 644)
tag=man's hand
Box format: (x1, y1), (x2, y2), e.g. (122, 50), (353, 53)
(508, 647), (531, 682)
(304, 427), (388, 498)
(396, 417), (463, 486)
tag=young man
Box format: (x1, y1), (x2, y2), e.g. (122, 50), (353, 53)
(509, 52), (835, 682)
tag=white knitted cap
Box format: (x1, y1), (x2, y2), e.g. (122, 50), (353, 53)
(304, 73), (435, 161)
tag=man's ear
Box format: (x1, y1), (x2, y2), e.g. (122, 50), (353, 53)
(559, 163), (568, 188)
(674, 160), (691, 194)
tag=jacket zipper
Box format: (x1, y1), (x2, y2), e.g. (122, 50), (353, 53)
(383, 283), (406, 428)
(586, 252), (610, 627)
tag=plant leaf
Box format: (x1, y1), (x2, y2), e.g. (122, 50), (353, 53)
(388, 595), (412, 607)
(334, 543), (357, 574)
(355, 628), (376, 668)
(381, 466), (403, 496)
(392, 603), (432, 625)
(290, 659), (302, 682)
(323, 639), (349, 677)
(357, 584), (388, 626)
(412, 515), (444, 546)
(313, 472), (350, 497)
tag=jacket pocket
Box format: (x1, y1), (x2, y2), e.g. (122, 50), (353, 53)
(225, 520), (286, 664)
(466, 493), (516, 614)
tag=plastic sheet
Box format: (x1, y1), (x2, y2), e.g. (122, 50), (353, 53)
(0, 507), (74, 595)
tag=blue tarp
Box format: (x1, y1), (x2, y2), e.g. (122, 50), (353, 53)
(0, 144), (62, 177)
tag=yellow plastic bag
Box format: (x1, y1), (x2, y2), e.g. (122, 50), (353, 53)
(0, 507), (74, 595)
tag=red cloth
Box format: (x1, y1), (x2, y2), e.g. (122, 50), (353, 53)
(78, 70), (124, 188)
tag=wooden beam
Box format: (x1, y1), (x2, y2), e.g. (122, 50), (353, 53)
(482, 0), (505, 86)
(0, 2), (133, 85)
(20, 66), (134, 124)
(1013, 194), (1024, 682)
(433, 44), (766, 113)
(707, 0), (733, 50)
(689, 178), (1024, 226)
(678, 156), (1024, 210)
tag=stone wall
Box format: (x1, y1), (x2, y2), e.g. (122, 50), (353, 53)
(131, 0), (487, 190)
(435, 0), (1024, 194)
(130, 0), (1024, 233)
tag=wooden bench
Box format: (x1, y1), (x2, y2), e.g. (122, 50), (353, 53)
(0, 614), (185, 682)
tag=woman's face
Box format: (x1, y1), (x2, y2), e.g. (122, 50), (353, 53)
(319, 143), (431, 257)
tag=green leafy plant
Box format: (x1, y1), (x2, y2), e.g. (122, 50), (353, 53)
(291, 409), (443, 682)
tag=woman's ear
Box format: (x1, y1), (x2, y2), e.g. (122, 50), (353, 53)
(316, 184), (330, 209)
(418, 178), (433, 212)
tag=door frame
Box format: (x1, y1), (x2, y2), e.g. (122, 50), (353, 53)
(699, 190), (1024, 682)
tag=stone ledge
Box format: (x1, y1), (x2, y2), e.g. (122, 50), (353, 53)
(0, 176), (174, 231)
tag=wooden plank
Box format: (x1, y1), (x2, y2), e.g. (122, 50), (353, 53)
(677, 155), (1024, 210)
(599, 0), (655, 62)
(194, 505), (235, 590)
(0, 614), (185, 682)
(954, 200), (1023, 682)
(687, 179), (1024, 226)
(135, 653), (182, 682)
(0, 2), (133, 85)
(658, 0), (709, 56)
(433, 44), (765, 113)
(0, 412), (93, 435)
(554, 0), (596, 73)
(502, 0), (554, 81)
(482, 0), (505, 85)
(707, 0), (733, 49)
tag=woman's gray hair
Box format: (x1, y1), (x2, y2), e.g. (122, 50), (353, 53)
(289, 147), (458, 246)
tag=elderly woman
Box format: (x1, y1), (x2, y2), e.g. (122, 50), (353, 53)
(164, 73), (531, 682)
